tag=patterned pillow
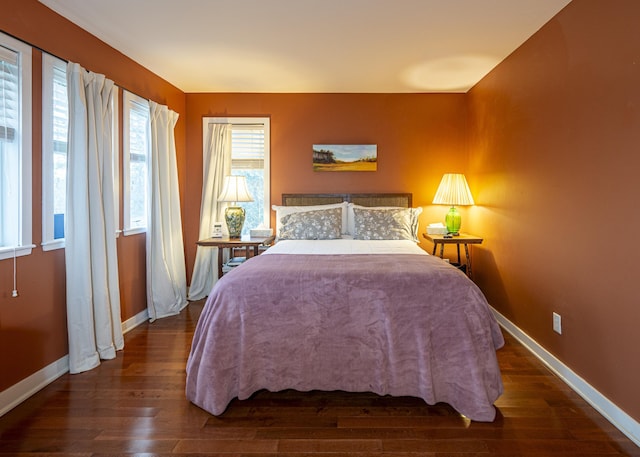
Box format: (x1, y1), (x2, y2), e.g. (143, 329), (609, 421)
(278, 207), (343, 240)
(352, 206), (422, 241)
(272, 201), (348, 235)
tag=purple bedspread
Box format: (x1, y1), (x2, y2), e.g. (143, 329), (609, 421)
(186, 253), (504, 421)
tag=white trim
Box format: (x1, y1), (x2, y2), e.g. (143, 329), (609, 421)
(18, 37), (33, 255)
(123, 227), (146, 237)
(0, 355), (69, 417)
(0, 307), (150, 417)
(492, 307), (640, 447)
(112, 86), (120, 232)
(0, 31), (32, 258)
(41, 53), (66, 248)
(0, 244), (34, 260)
(41, 239), (65, 251)
(122, 89), (150, 233)
(122, 308), (149, 333)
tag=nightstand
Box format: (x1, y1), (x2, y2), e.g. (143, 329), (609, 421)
(422, 233), (483, 278)
(197, 235), (275, 278)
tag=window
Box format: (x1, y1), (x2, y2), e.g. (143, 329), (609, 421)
(203, 117), (270, 236)
(0, 32), (32, 260)
(42, 55), (120, 250)
(123, 90), (150, 235)
(41, 54), (67, 250)
(231, 123), (269, 235)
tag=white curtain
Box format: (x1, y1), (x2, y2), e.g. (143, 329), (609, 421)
(188, 123), (232, 300)
(65, 62), (122, 374)
(146, 101), (187, 321)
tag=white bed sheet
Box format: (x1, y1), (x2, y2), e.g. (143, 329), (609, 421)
(263, 238), (428, 256)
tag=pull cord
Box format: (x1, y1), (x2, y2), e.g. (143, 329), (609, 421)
(12, 247), (18, 298)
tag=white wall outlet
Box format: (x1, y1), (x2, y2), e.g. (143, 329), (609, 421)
(553, 312), (562, 334)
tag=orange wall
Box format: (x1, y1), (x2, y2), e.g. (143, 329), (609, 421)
(183, 93), (469, 280)
(4, 0), (638, 430)
(1, 2), (469, 394)
(0, 0), (186, 391)
(467, 0), (640, 421)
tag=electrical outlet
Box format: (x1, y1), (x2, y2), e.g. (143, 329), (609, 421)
(553, 312), (562, 334)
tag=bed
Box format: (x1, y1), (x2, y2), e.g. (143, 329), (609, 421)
(186, 193), (504, 421)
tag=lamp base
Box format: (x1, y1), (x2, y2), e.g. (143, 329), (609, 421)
(224, 206), (246, 238)
(445, 206), (461, 235)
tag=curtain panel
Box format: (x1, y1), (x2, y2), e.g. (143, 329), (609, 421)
(65, 62), (123, 374)
(147, 101), (187, 320)
(188, 123), (232, 300)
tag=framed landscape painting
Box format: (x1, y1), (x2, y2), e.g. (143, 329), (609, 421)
(312, 144), (377, 172)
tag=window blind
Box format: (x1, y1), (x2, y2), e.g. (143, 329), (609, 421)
(52, 63), (67, 152)
(124, 92), (149, 231)
(232, 125), (264, 168)
(51, 60), (68, 223)
(129, 100), (149, 163)
(0, 44), (18, 142)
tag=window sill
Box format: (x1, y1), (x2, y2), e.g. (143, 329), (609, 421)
(42, 239), (65, 251)
(41, 231), (122, 251)
(0, 244), (36, 261)
(123, 227), (146, 236)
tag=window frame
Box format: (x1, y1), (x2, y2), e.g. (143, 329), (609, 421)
(122, 89), (150, 236)
(202, 116), (271, 230)
(112, 89), (120, 237)
(41, 55), (120, 250)
(0, 32), (33, 261)
(41, 53), (66, 251)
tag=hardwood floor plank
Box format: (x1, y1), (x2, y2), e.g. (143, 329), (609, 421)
(383, 438), (489, 453)
(173, 438), (278, 453)
(485, 438), (622, 455)
(277, 438), (383, 453)
(0, 299), (638, 456)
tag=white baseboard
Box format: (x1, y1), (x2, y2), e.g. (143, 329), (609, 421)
(0, 355), (69, 417)
(492, 307), (640, 447)
(0, 307), (149, 417)
(122, 307), (149, 334)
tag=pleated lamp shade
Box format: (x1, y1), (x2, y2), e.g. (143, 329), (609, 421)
(432, 173), (475, 206)
(432, 173), (474, 235)
(217, 175), (253, 203)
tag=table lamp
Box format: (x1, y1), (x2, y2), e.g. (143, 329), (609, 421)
(432, 173), (474, 235)
(217, 175), (253, 238)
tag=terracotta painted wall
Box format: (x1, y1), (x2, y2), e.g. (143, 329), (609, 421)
(0, 0), (186, 392)
(8, 0), (637, 432)
(467, 0), (640, 422)
(183, 93), (469, 280)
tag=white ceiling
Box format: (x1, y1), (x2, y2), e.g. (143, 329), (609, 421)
(38, 0), (571, 93)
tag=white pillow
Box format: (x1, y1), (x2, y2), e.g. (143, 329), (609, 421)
(272, 201), (348, 235)
(347, 203), (422, 239)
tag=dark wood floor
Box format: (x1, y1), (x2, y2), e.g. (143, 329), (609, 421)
(1, 300), (638, 456)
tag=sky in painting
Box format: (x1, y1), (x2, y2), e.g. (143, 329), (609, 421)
(314, 144), (377, 162)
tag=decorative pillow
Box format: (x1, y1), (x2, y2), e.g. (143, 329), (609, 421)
(352, 206), (422, 241)
(272, 202), (348, 235)
(278, 207), (343, 240)
(348, 203), (420, 235)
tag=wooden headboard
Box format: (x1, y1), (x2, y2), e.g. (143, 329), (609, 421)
(282, 193), (412, 208)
